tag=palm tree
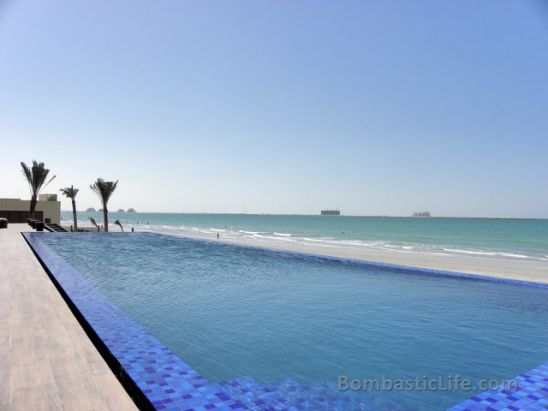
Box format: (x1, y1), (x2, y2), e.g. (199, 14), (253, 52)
(89, 217), (100, 232)
(90, 179), (118, 232)
(114, 219), (124, 232)
(20, 161), (56, 219)
(60, 185), (79, 231)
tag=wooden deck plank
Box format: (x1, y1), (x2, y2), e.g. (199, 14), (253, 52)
(0, 224), (137, 411)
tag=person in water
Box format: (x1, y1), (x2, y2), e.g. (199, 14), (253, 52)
(217, 233), (220, 239)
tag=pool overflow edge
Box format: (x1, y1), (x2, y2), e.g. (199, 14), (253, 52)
(154, 230), (548, 289)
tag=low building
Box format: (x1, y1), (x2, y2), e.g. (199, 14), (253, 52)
(0, 194), (61, 224)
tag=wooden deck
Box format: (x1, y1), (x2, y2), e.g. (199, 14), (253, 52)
(0, 224), (137, 410)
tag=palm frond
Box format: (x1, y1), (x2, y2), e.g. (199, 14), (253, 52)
(60, 185), (79, 199)
(89, 217), (100, 231)
(90, 178), (118, 208)
(21, 160), (56, 216)
(21, 160), (56, 194)
(44, 174), (57, 188)
(21, 162), (32, 186)
(114, 219), (124, 232)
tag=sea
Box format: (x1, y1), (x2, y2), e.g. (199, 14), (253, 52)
(61, 212), (548, 262)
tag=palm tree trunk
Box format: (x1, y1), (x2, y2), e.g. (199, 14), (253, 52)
(103, 208), (108, 232)
(30, 195), (37, 219)
(72, 199), (78, 231)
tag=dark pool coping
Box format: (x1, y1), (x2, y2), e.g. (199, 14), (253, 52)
(23, 232), (245, 411)
(23, 231), (548, 411)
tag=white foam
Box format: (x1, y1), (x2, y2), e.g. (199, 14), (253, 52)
(443, 248), (497, 257)
(444, 248), (530, 259)
(303, 237), (330, 242)
(274, 232), (292, 237)
(497, 252), (528, 259)
(255, 234), (295, 242)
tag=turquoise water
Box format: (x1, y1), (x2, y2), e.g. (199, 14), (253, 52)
(62, 212), (548, 260)
(42, 232), (548, 410)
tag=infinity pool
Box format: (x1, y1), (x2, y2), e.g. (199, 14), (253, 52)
(38, 233), (548, 410)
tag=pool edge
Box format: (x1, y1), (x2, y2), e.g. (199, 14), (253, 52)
(21, 232), (155, 410)
(22, 232), (246, 411)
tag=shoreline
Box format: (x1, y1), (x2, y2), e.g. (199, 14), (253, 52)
(145, 228), (548, 285)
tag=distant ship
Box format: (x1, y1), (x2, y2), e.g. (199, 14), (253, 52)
(86, 207), (96, 212)
(321, 209), (341, 216)
(412, 211), (431, 218)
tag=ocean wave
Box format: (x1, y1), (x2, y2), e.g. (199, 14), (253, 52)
(303, 237), (335, 242)
(497, 252), (529, 259)
(255, 234), (295, 242)
(443, 248), (529, 259)
(274, 232), (292, 237)
(443, 248), (497, 257)
(239, 230), (266, 235)
(301, 241), (343, 248)
(334, 239), (382, 247)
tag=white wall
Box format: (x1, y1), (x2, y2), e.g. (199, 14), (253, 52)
(0, 197), (61, 224)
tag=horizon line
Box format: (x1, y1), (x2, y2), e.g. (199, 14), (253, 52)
(61, 210), (548, 221)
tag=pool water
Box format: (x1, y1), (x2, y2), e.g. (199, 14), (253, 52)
(40, 233), (548, 410)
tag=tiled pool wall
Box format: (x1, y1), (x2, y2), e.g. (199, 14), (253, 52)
(448, 362), (548, 411)
(23, 232), (548, 411)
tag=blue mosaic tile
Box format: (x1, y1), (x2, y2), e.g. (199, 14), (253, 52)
(448, 362), (548, 411)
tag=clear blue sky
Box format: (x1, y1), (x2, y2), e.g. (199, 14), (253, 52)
(1, 0), (547, 217)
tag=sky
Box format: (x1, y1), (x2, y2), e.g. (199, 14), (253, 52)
(1, 0), (548, 217)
